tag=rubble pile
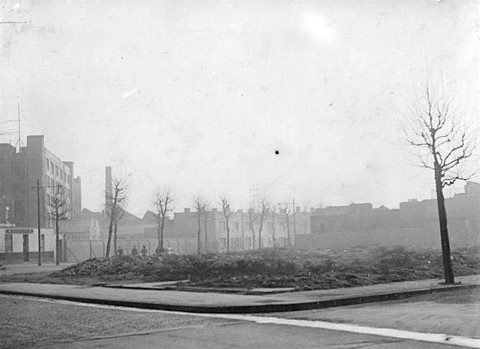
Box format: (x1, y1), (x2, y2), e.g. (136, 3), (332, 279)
(54, 246), (480, 290)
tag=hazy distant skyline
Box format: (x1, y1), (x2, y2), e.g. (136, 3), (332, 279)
(1, 0), (479, 216)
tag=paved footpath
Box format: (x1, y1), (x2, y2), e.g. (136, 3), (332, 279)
(0, 274), (478, 313)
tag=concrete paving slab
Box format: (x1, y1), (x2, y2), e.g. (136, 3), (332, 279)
(0, 274), (478, 313)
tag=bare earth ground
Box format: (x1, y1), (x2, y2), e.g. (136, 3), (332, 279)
(265, 288), (480, 338)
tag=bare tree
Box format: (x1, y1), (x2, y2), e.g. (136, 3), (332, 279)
(49, 185), (70, 265)
(220, 197), (233, 252)
(105, 178), (127, 257)
(257, 199), (268, 249)
(153, 190), (174, 254)
(402, 82), (477, 284)
(282, 203), (292, 248)
(194, 196), (208, 254)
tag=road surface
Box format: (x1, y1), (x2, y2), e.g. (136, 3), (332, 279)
(1, 289), (478, 348)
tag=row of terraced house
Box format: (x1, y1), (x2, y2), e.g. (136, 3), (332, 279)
(60, 180), (480, 262)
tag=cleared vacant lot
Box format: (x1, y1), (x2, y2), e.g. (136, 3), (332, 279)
(2, 246), (478, 291)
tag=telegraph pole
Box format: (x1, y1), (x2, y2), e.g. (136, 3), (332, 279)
(32, 180), (59, 266)
(36, 179), (41, 266)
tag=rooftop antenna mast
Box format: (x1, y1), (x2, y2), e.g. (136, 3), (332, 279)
(0, 103), (20, 142)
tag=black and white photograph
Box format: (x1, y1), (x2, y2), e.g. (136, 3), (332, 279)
(0, 0), (479, 348)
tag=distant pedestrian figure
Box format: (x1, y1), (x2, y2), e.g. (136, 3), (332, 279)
(131, 246), (138, 256)
(117, 247), (124, 256)
(141, 245), (147, 257)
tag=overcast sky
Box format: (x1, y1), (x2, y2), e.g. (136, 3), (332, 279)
(1, 0), (479, 216)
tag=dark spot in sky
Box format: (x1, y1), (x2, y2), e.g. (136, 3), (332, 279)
(275, 150), (279, 155)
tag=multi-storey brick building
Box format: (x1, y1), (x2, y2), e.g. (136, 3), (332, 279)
(0, 135), (81, 228)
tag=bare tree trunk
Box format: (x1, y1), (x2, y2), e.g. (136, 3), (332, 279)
(249, 211), (256, 250)
(203, 210), (208, 253)
(252, 226), (255, 250)
(258, 222), (263, 249)
(113, 221), (117, 256)
(157, 221), (161, 251)
(106, 216), (114, 257)
(55, 210), (59, 265)
(106, 194), (117, 258)
(226, 218), (230, 253)
(197, 211), (201, 254)
(160, 219), (165, 252)
(435, 162), (455, 284)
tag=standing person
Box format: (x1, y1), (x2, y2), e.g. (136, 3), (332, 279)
(117, 247), (124, 256)
(141, 245), (147, 257)
(131, 246), (138, 256)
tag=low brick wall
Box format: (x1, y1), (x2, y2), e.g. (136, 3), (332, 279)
(0, 251), (54, 264)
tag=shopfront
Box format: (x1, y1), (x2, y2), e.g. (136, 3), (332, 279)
(0, 226), (56, 264)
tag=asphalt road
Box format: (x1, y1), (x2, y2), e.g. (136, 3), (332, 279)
(266, 287), (480, 338)
(0, 294), (466, 348)
(48, 321), (454, 349)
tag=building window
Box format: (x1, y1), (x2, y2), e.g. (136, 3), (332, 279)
(40, 234), (45, 251)
(5, 234), (13, 253)
(46, 159), (50, 171)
